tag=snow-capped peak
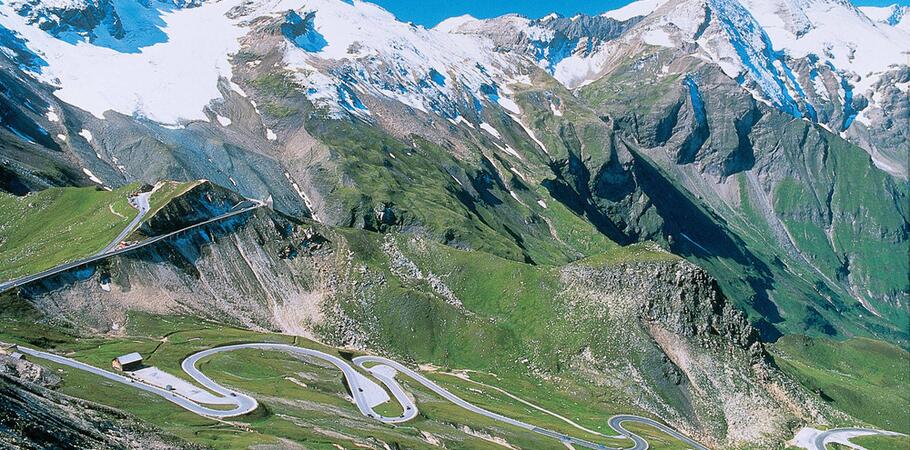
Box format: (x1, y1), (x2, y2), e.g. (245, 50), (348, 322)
(0, 0), (245, 124)
(278, 0), (526, 119)
(737, 0), (909, 91)
(859, 4), (909, 30)
(0, 0), (523, 124)
(433, 14), (480, 33)
(0, 0), (906, 134)
(601, 0), (671, 21)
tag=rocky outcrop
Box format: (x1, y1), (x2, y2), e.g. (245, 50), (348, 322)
(560, 257), (836, 447)
(845, 66), (910, 177)
(10, 0), (121, 38)
(134, 180), (248, 237)
(449, 14), (640, 77)
(0, 356), (199, 449)
(19, 206), (336, 337)
(569, 45), (909, 343)
(0, 354), (60, 388)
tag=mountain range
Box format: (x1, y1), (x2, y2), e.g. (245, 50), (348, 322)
(0, 0), (907, 448)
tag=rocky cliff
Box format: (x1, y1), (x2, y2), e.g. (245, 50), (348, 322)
(0, 355), (200, 449)
(561, 258), (837, 446)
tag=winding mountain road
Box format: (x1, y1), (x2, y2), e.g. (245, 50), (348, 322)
(792, 426), (907, 450)
(95, 191), (152, 256)
(19, 343), (711, 450)
(0, 199), (263, 293)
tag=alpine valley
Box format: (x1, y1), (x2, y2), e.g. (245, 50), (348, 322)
(0, 0), (907, 449)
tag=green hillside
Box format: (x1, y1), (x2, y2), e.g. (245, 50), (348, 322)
(0, 185), (138, 281)
(771, 335), (910, 433)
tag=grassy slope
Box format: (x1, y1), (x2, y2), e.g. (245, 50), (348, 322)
(0, 180), (213, 283)
(145, 180), (205, 218)
(332, 230), (707, 439)
(0, 296), (697, 449)
(771, 335), (910, 433)
(307, 98), (620, 267)
(845, 434), (910, 450)
(0, 184), (138, 281)
(771, 134), (909, 335)
(571, 50), (908, 344)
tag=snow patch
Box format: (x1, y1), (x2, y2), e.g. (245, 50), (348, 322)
(284, 171), (320, 222)
(216, 115), (232, 126)
(479, 122), (501, 139)
(82, 167), (103, 185)
(45, 109), (59, 122)
(495, 143), (523, 160)
(549, 102), (563, 117)
(0, 0), (247, 124)
(456, 115), (475, 128)
(508, 114), (550, 156)
(509, 167), (527, 181)
(229, 81), (248, 98)
(266, 129), (277, 140)
(78, 129), (93, 142)
(434, 14), (479, 33)
(642, 28), (674, 47)
(496, 94), (521, 114)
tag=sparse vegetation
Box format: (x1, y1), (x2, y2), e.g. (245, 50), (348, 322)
(845, 434), (910, 450)
(252, 72), (301, 98)
(260, 101), (299, 118)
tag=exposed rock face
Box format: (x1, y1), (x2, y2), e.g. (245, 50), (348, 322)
(0, 0), (901, 346)
(20, 207), (335, 337)
(9, 0), (205, 42)
(0, 356), (199, 449)
(0, 354), (60, 388)
(569, 49), (908, 342)
(135, 180), (249, 237)
(845, 66), (910, 177)
(10, 0), (120, 38)
(446, 13), (640, 77)
(560, 258), (834, 446)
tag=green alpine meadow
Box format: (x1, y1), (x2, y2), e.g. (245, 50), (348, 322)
(0, 0), (906, 449)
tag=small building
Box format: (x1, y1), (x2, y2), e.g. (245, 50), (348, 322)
(0, 343), (18, 356)
(112, 352), (143, 372)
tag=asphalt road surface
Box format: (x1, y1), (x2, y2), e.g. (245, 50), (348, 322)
(810, 427), (906, 450)
(95, 191), (152, 256)
(16, 346), (249, 417)
(22, 342), (712, 449)
(181, 343), (417, 423)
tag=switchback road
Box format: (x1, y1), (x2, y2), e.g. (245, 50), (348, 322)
(21, 343), (711, 450)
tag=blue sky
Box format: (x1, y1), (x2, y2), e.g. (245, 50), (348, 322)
(370, 0), (910, 27)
